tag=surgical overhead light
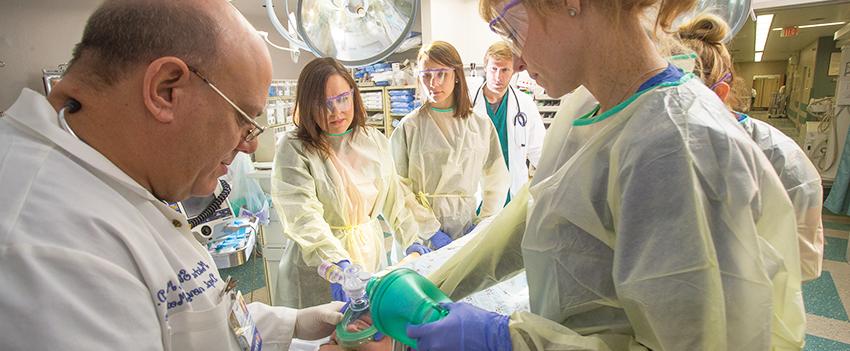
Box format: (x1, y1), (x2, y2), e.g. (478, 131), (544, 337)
(264, 0), (419, 67)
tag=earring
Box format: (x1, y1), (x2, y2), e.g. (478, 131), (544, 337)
(568, 8), (577, 17)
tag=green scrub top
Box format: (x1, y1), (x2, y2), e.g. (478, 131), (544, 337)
(485, 93), (511, 204)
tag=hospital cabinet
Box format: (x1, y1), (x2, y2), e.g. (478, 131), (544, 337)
(248, 164), (288, 304)
(535, 92), (562, 127)
(359, 85), (419, 137)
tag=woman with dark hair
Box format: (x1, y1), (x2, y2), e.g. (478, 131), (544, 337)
(271, 57), (441, 308)
(390, 41), (510, 242)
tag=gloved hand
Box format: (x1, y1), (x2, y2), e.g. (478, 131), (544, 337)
(429, 230), (452, 250)
(294, 301), (345, 340)
(340, 305), (386, 342)
(330, 260), (352, 302)
(407, 302), (512, 351)
(406, 242), (432, 256)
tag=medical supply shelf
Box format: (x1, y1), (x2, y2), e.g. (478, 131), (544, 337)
(358, 85), (418, 137)
(361, 86), (388, 134)
(266, 79), (298, 143)
(535, 93), (561, 128)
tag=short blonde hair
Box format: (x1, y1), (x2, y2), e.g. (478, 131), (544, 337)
(678, 14), (745, 111)
(483, 41), (513, 66)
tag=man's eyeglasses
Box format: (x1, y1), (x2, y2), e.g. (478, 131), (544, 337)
(189, 66), (265, 143)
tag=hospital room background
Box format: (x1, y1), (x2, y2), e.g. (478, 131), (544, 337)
(2, 0), (850, 349)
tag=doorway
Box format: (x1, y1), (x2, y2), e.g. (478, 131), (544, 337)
(752, 75), (782, 111)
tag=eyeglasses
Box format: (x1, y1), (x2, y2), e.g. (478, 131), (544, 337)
(324, 89), (355, 114)
(488, 0), (528, 56)
(417, 68), (453, 86)
(188, 66), (265, 143)
(709, 72), (733, 90)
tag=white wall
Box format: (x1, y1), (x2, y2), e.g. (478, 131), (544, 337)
(735, 60), (788, 96)
(421, 0), (501, 66)
(0, 0), (98, 109)
(0, 0), (314, 110)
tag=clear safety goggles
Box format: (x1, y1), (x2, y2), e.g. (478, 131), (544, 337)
(488, 0), (529, 56)
(709, 72), (732, 90)
(417, 68), (454, 86)
(324, 89), (354, 113)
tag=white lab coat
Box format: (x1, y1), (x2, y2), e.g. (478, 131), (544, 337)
(0, 89), (297, 351)
(471, 84), (546, 197)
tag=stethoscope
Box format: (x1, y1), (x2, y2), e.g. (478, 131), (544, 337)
(472, 83), (528, 147)
(58, 98), (82, 138)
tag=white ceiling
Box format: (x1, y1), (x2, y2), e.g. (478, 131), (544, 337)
(728, 0), (850, 62)
(231, 0), (295, 19)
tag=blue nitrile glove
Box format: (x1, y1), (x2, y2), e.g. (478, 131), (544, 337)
(406, 242), (432, 256)
(429, 230), (452, 250)
(406, 302), (512, 351)
(330, 260), (352, 302)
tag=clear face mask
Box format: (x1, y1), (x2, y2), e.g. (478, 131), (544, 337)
(318, 262), (378, 349)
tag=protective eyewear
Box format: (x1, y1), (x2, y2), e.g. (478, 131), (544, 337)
(324, 89), (355, 113)
(488, 0), (529, 56)
(417, 68), (453, 86)
(709, 72), (732, 90)
(189, 67), (265, 143)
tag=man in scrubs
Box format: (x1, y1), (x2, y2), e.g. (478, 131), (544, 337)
(471, 41), (546, 202)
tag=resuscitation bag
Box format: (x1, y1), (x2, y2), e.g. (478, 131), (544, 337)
(367, 268), (451, 348)
(227, 153), (270, 225)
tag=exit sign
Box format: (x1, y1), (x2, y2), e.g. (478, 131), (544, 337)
(781, 26), (799, 38)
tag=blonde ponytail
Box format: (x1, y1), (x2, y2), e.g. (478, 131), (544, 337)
(678, 13), (745, 111)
